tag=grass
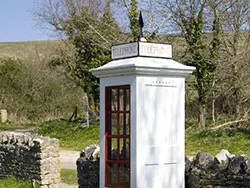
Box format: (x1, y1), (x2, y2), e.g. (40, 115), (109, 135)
(0, 122), (37, 131)
(38, 119), (99, 151)
(0, 176), (40, 188)
(60, 169), (78, 185)
(0, 41), (60, 59)
(186, 127), (250, 156)
(2, 118), (250, 157)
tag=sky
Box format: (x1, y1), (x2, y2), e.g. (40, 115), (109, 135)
(0, 0), (55, 42)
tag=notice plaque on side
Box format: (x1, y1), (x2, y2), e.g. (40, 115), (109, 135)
(111, 42), (172, 60)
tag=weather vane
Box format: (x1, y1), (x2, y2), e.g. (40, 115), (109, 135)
(138, 11), (144, 41)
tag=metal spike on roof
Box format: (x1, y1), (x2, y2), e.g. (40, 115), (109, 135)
(138, 11), (144, 40)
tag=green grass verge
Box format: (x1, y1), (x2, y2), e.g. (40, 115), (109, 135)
(0, 122), (37, 131)
(60, 169), (78, 185)
(186, 127), (250, 156)
(38, 119), (99, 151)
(0, 176), (40, 188)
(2, 118), (250, 157)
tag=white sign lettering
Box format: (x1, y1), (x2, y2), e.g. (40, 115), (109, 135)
(139, 42), (172, 58)
(111, 42), (172, 60)
(111, 43), (138, 59)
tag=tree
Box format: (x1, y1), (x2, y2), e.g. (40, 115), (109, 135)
(218, 0), (250, 118)
(157, 0), (221, 128)
(128, 0), (139, 41)
(34, 0), (125, 117)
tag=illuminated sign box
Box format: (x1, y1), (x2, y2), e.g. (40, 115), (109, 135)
(111, 42), (172, 60)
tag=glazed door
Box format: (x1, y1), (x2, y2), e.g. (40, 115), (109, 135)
(105, 85), (130, 188)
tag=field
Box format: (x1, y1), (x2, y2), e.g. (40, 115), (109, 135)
(0, 41), (60, 59)
(1, 119), (250, 156)
(38, 119), (99, 150)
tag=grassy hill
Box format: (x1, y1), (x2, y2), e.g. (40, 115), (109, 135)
(0, 40), (61, 60)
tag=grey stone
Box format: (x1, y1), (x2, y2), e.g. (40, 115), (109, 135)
(186, 152), (250, 187)
(0, 131), (60, 188)
(214, 149), (233, 170)
(196, 152), (214, 169)
(228, 156), (249, 174)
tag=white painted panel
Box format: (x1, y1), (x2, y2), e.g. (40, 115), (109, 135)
(136, 76), (185, 188)
(138, 145), (178, 165)
(137, 163), (183, 188)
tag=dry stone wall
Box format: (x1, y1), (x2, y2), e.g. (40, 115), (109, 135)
(77, 147), (250, 188)
(186, 150), (250, 187)
(77, 145), (100, 188)
(0, 131), (60, 188)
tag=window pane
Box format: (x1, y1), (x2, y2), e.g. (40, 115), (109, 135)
(119, 138), (130, 161)
(119, 89), (124, 111)
(111, 114), (117, 135)
(106, 88), (112, 112)
(119, 164), (130, 187)
(107, 138), (118, 160)
(125, 89), (130, 111)
(107, 163), (117, 185)
(111, 89), (117, 111)
(120, 113), (130, 135)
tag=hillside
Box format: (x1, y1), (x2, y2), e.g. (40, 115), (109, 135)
(0, 40), (61, 60)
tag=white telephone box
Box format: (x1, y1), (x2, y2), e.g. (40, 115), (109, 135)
(91, 41), (195, 188)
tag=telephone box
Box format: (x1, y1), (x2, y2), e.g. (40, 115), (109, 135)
(90, 41), (195, 188)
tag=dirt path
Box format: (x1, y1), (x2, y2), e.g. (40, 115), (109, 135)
(60, 150), (80, 170)
(60, 150), (80, 188)
(60, 182), (78, 188)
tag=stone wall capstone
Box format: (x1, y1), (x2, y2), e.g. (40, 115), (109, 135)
(0, 131), (60, 188)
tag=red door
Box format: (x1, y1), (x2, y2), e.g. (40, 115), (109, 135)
(105, 85), (130, 188)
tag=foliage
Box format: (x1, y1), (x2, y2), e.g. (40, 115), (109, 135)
(0, 57), (84, 122)
(0, 176), (40, 188)
(167, 1), (221, 128)
(128, 0), (139, 41)
(34, 0), (126, 116)
(186, 123), (250, 156)
(38, 119), (99, 150)
(0, 122), (36, 131)
(60, 169), (78, 185)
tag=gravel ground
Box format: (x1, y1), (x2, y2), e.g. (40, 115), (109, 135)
(60, 150), (80, 188)
(60, 150), (80, 170)
(60, 182), (78, 188)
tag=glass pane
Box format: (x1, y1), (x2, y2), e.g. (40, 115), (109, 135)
(119, 138), (130, 161)
(107, 138), (118, 160)
(120, 113), (130, 135)
(106, 88), (112, 111)
(111, 89), (117, 111)
(107, 163), (117, 185)
(111, 114), (117, 135)
(119, 89), (124, 111)
(125, 89), (130, 111)
(119, 164), (130, 187)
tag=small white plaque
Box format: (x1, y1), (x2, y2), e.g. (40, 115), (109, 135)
(111, 42), (138, 59)
(139, 42), (172, 58)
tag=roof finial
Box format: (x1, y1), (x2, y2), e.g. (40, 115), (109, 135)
(138, 11), (145, 41)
